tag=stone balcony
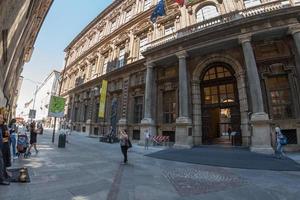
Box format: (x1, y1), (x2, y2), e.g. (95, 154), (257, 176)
(143, 0), (297, 53)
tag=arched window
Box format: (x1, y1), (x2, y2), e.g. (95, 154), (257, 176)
(196, 5), (219, 23)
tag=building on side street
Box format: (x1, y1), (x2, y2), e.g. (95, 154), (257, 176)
(0, 0), (53, 119)
(33, 70), (60, 127)
(60, 0), (300, 153)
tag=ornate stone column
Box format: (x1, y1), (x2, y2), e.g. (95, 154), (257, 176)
(174, 51), (193, 148)
(239, 35), (273, 154)
(289, 24), (300, 78)
(140, 62), (156, 144)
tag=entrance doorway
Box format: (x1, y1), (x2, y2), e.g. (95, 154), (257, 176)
(201, 63), (241, 145)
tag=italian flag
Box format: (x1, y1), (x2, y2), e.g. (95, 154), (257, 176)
(175, 0), (193, 6)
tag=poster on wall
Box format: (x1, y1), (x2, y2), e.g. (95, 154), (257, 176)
(98, 80), (108, 118)
(48, 96), (65, 118)
(29, 109), (36, 119)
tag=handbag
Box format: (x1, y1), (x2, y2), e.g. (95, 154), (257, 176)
(127, 139), (132, 148)
(280, 135), (288, 145)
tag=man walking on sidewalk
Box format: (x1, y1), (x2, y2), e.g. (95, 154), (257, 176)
(0, 114), (10, 185)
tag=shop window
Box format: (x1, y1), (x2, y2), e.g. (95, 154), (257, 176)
(281, 129), (297, 144)
(134, 96), (143, 123)
(133, 130), (141, 140)
(196, 5), (219, 23)
(163, 91), (176, 123)
(267, 75), (293, 119)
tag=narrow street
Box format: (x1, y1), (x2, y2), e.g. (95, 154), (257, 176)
(0, 129), (300, 200)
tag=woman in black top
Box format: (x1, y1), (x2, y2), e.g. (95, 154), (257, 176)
(27, 122), (39, 155)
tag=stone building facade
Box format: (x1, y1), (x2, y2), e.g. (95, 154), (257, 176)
(0, 0), (53, 118)
(60, 0), (300, 153)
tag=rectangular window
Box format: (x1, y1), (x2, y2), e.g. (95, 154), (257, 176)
(267, 75), (293, 119)
(134, 96), (143, 123)
(165, 25), (175, 35)
(144, 0), (152, 10)
(125, 9), (132, 23)
(2, 29), (8, 65)
(118, 47), (126, 68)
(83, 105), (88, 122)
(102, 56), (109, 75)
(110, 20), (117, 32)
(139, 37), (148, 59)
(163, 91), (176, 123)
(95, 103), (100, 123)
(90, 60), (97, 79)
(244, 0), (261, 8)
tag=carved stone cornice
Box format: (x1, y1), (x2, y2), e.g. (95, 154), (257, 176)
(288, 24), (300, 35)
(123, 0), (135, 11)
(115, 32), (130, 46)
(133, 20), (153, 36)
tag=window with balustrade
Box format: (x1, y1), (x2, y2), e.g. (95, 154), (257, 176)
(118, 47), (126, 68)
(110, 20), (117, 32)
(90, 59), (97, 79)
(243, 0), (261, 8)
(196, 5), (219, 23)
(144, 0), (152, 10)
(124, 9), (132, 23)
(164, 24), (175, 35)
(139, 36), (148, 59)
(102, 56), (109, 75)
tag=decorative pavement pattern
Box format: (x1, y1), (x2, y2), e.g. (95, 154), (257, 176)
(164, 166), (247, 196)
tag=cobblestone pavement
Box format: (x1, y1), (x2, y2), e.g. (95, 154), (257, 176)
(1, 129), (300, 200)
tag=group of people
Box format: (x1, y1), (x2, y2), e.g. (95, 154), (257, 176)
(0, 113), (41, 186)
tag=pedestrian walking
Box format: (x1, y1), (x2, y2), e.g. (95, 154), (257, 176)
(27, 122), (39, 155)
(275, 126), (287, 159)
(119, 129), (131, 164)
(0, 113), (10, 185)
(144, 128), (151, 150)
(9, 119), (18, 159)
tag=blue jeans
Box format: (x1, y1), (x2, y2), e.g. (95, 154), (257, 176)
(10, 134), (17, 157)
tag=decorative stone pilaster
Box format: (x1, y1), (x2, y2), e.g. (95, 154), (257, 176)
(174, 51), (193, 148)
(289, 24), (300, 59)
(239, 35), (274, 154)
(140, 62), (156, 144)
(118, 77), (130, 131)
(289, 24), (300, 80)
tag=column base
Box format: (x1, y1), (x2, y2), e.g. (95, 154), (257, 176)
(250, 112), (274, 155)
(174, 117), (193, 149)
(139, 118), (156, 145)
(86, 119), (92, 136)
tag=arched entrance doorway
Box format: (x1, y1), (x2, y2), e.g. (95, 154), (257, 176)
(201, 63), (241, 145)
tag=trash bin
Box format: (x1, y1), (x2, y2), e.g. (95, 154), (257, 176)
(58, 133), (66, 148)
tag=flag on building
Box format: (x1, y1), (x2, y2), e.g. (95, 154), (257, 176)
(175, 0), (184, 6)
(150, 0), (166, 23)
(98, 80), (108, 118)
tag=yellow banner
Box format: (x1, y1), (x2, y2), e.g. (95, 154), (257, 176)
(98, 80), (108, 118)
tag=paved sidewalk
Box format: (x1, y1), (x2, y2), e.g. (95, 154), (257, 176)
(1, 129), (300, 200)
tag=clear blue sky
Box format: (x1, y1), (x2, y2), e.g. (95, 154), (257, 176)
(17, 0), (112, 115)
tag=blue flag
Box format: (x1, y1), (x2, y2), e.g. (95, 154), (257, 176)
(150, 0), (166, 23)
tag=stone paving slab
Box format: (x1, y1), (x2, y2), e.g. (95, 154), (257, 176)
(1, 129), (300, 200)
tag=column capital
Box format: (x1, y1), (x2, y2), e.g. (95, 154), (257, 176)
(238, 34), (252, 44)
(144, 61), (155, 68)
(176, 50), (188, 59)
(288, 24), (300, 35)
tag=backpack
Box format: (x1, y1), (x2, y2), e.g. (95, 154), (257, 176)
(280, 135), (288, 145)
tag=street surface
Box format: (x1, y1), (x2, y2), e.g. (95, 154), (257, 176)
(1, 129), (300, 200)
